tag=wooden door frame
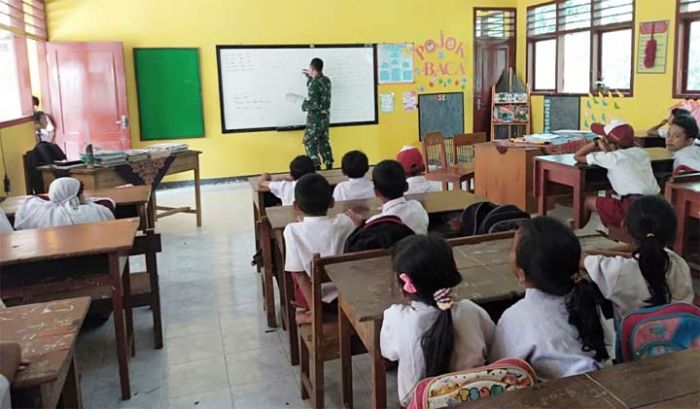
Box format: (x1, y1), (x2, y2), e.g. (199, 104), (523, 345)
(472, 7), (517, 134)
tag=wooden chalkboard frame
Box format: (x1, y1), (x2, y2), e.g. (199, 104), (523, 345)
(215, 44), (379, 133)
(134, 47), (205, 141)
(417, 92), (465, 140)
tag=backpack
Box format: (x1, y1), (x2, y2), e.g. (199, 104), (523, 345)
(460, 202), (530, 236)
(344, 215), (415, 253)
(25, 142), (67, 194)
(407, 358), (537, 409)
(619, 303), (700, 362)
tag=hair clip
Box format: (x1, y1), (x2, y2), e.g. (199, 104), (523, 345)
(399, 273), (417, 294)
(646, 233), (656, 238)
(433, 288), (454, 311)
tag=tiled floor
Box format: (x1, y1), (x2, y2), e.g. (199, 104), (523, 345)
(76, 182), (400, 409)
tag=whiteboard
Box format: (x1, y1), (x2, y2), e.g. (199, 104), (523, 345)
(216, 45), (378, 133)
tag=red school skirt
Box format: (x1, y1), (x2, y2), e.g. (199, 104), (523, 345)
(595, 195), (640, 227)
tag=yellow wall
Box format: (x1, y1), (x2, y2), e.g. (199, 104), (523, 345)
(517, 0), (685, 133)
(44, 0), (516, 180)
(0, 121), (37, 196)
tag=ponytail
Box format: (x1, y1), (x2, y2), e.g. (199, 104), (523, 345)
(421, 309), (455, 377)
(566, 279), (609, 362)
(634, 235), (671, 306)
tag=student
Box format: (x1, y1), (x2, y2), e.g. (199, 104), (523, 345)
(284, 173), (355, 323)
(332, 150), (374, 201)
(647, 108), (690, 138)
(380, 235), (494, 407)
(574, 120), (660, 228)
(490, 217), (610, 381)
(32, 96), (55, 143)
(14, 177), (114, 230)
(665, 114), (700, 173)
(258, 155), (316, 206)
(0, 209), (12, 234)
(396, 145), (434, 194)
(359, 160), (429, 234)
(584, 196), (693, 319)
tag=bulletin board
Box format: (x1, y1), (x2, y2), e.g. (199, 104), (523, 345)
(134, 48), (205, 140)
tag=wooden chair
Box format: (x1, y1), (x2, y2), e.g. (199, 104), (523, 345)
(452, 132), (487, 165)
(422, 132), (448, 173)
(298, 251), (380, 408)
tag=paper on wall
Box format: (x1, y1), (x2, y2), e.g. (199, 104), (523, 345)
(380, 93), (394, 113)
(403, 91), (418, 111)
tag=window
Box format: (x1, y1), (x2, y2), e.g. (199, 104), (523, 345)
(475, 9), (515, 40)
(527, 0), (635, 95)
(0, 0), (46, 124)
(675, 0), (700, 97)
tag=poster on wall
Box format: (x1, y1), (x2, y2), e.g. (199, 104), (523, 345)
(378, 43), (414, 84)
(637, 20), (668, 74)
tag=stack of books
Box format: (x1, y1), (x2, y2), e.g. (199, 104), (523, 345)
(147, 143), (188, 153)
(125, 149), (149, 162)
(81, 150), (128, 166)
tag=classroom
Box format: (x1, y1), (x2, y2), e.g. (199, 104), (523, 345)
(0, 0), (699, 408)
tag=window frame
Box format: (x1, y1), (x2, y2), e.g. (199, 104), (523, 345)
(0, 0), (46, 128)
(674, 0), (700, 98)
(526, 0), (636, 97)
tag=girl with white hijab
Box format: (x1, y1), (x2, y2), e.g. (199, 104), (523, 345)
(0, 209), (12, 234)
(14, 177), (114, 230)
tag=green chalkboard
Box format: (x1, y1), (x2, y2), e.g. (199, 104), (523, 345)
(134, 48), (204, 140)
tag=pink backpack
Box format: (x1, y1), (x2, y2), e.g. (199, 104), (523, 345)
(407, 359), (536, 409)
(619, 303), (700, 362)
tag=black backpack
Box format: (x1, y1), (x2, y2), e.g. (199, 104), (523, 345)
(344, 215), (415, 253)
(25, 142), (67, 194)
(460, 201), (530, 236)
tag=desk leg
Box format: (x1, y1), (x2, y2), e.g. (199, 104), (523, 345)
(253, 195), (262, 273)
(60, 353), (83, 409)
(572, 171), (586, 230)
(536, 163), (548, 216)
(673, 196), (688, 256)
(339, 300), (354, 409)
(110, 253), (131, 400)
(146, 232), (164, 349)
(123, 262), (135, 357)
(194, 158), (202, 228)
(369, 321), (387, 409)
(261, 218), (277, 328)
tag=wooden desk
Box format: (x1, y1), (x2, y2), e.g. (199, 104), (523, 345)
(665, 180), (700, 256)
(1, 298), (90, 409)
(260, 190), (483, 328)
(534, 148), (673, 229)
(1, 186), (164, 349)
(327, 233), (616, 408)
(462, 349), (700, 409)
(0, 219), (139, 400)
(39, 150), (202, 227)
(425, 164), (475, 192)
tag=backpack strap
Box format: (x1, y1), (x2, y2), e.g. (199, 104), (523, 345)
(363, 215), (406, 230)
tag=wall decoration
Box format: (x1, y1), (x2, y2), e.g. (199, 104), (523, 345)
(403, 91), (418, 111)
(414, 31), (468, 92)
(378, 43), (414, 84)
(380, 93), (395, 113)
(637, 20), (669, 74)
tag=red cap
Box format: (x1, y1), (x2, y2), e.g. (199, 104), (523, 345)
(396, 146), (424, 174)
(590, 119), (635, 147)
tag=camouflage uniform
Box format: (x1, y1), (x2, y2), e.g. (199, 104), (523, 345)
(302, 74), (333, 169)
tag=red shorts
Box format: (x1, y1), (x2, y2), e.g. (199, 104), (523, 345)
(291, 272), (310, 310)
(595, 196), (636, 227)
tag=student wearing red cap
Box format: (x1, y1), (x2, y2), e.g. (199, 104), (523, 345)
(396, 146), (435, 194)
(573, 120), (660, 228)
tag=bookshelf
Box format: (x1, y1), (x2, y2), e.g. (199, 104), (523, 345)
(490, 68), (531, 140)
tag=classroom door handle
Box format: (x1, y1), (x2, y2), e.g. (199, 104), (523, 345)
(115, 115), (129, 129)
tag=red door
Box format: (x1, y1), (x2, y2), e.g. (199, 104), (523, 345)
(47, 42), (130, 159)
(473, 9), (516, 137)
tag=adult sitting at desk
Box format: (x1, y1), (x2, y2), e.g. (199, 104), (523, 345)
(14, 177), (115, 230)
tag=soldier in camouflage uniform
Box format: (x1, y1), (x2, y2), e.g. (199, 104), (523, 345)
(302, 58), (333, 170)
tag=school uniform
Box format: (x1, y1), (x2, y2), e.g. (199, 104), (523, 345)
(332, 178), (374, 201)
(586, 148), (660, 227)
(672, 144), (700, 173)
(660, 128), (700, 146)
(283, 214), (355, 306)
(366, 197), (429, 235)
(268, 180), (297, 206)
(381, 300), (494, 406)
(584, 250), (694, 318)
(0, 209), (12, 234)
(406, 175), (434, 195)
(0, 375), (9, 409)
(490, 288), (608, 382)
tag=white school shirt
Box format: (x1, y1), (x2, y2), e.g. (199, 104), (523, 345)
(381, 300), (495, 406)
(673, 144), (700, 172)
(333, 178), (375, 201)
(584, 250), (694, 318)
(586, 147), (660, 196)
(0, 209), (12, 234)
(406, 176), (434, 195)
(283, 214), (355, 275)
(0, 375), (9, 409)
(490, 288), (607, 382)
(366, 197), (429, 235)
(268, 180), (297, 206)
